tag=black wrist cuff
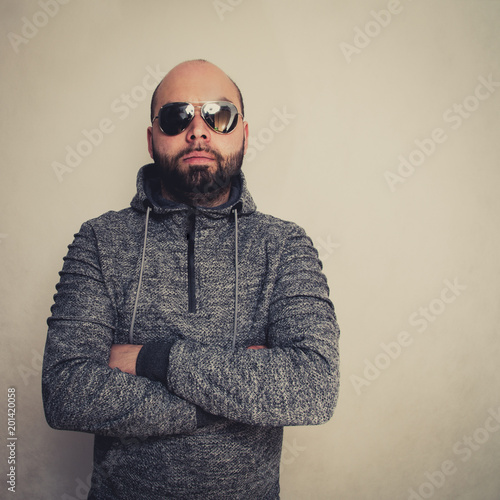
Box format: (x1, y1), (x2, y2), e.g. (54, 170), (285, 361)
(136, 340), (176, 384)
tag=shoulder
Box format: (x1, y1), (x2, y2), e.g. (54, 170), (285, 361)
(85, 207), (138, 226)
(76, 208), (144, 247)
(81, 207), (142, 232)
(245, 210), (309, 240)
(241, 211), (317, 262)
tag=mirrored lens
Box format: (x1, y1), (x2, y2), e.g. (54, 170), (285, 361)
(159, 103), (194, 135)
(202, 102), (239, 133)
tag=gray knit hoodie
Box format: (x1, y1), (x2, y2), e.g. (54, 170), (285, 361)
(42, 164), (340, 499)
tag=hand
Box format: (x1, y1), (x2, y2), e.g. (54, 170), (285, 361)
(247, 345), (267, 350)
(108, 344), (143, 375)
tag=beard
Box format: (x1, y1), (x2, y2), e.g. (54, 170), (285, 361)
(152, 140), (245, 207)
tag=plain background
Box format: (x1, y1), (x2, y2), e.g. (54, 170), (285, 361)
(1, 1), (500, 499)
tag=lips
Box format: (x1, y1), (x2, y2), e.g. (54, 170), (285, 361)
(182, 151), (215, 162)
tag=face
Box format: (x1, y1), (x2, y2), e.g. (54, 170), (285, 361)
(147, 62), (249, 207)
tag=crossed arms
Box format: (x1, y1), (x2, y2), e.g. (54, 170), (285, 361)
(42, 220), (340, 438)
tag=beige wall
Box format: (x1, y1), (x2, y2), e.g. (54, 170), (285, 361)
(1, 1), (500, 498)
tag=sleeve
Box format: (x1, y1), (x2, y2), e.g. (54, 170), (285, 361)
(41, 221), (201, 439)
(161, 225), (340, 427)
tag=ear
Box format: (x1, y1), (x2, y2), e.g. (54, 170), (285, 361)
(243, 121), (249, 155)
(147, 126), (154, 159)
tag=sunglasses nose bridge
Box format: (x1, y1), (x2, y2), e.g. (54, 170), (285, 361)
(185, 105), (212, 140)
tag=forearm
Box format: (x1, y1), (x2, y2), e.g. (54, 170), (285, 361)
(42, 321), (199, 438)
(166, 323), (339, 427)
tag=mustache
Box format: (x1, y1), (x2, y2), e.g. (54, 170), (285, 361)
(173, 145), (223, 163)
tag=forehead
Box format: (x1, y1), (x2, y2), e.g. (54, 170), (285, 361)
(156, 63), (240, 107)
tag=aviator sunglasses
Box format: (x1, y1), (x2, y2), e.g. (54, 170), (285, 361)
(152, 101), (244, 136)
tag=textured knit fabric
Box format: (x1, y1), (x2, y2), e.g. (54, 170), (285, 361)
(42, 164), (340, 499)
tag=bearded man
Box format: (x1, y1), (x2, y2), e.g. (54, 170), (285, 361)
(42, 60), (340, 499)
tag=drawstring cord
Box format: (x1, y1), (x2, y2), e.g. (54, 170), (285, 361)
(129, 206), (151, 344)
(232, 206), (239, 350)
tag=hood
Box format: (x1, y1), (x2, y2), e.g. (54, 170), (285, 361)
(130, 163), (257, 216)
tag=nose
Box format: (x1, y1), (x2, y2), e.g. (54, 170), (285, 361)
(185, 110), (211, 143)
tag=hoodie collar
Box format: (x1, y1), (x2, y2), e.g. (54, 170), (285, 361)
(130, 164), (257, 216)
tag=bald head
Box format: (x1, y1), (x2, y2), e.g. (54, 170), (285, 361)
(150, 60), (244, 122)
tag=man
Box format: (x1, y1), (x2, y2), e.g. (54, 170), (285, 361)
(42, 60), (340, 499)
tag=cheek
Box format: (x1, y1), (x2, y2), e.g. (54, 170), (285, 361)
(154, 135), (184, 156)
(217, 134), (245, 155)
